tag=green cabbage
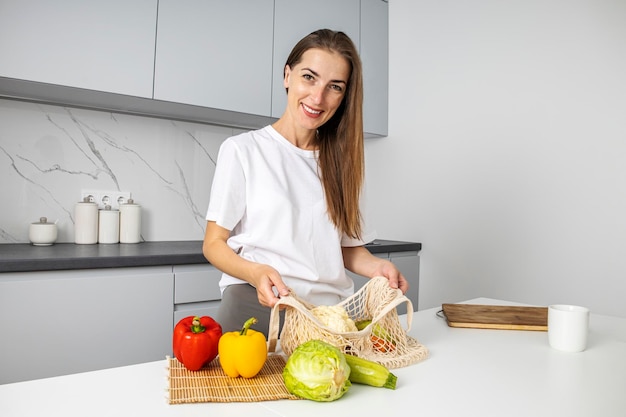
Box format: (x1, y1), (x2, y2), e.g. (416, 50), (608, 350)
(282, 339), (351, 401)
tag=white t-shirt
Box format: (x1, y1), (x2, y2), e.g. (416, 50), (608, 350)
(206, 125), (375, 306)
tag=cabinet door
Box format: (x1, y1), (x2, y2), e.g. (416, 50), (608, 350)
(173, 264), (222, 337)
(173, 264), (222, 304)
(0, 0), (156, 98)
(0, 267), (173, 384)
(361, 0), (389, 137)
(272, 0), (360, 118)
(154, 0), (274, 116)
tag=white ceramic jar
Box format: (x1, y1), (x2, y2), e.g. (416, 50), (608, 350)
(74, 197), (98, 244)
(119, 199), (141, 244)
(29, 217), (58, 246)
(98, 205), (120, 244)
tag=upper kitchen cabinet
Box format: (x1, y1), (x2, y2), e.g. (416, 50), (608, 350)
(361, 0), (389, 137)
(0, 1), (387, 134)
(154, 0), (274, 116)
(272, 0), (360, 119)
(0, 0), (157, 98)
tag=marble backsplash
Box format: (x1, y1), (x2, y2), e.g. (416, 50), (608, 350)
(0, 98), (244, 244)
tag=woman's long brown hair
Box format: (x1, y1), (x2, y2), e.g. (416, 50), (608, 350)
(284, 29), (365, 239)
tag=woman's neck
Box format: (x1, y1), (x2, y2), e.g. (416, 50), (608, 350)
(272, 119), (318, 150)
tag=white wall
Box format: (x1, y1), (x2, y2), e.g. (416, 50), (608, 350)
(364, 0), (626, 317)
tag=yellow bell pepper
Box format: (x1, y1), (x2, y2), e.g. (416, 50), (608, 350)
(218, 317), (267, 378)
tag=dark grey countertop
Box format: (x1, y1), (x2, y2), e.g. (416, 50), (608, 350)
(0, 239), (421, 273)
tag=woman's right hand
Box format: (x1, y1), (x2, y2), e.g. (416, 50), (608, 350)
(250, 264), (290, 308)
(203, 221), (290, 308)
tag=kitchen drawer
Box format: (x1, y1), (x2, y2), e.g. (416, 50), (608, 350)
(174, 301), (220, 325)
(173, 264), (222, 304)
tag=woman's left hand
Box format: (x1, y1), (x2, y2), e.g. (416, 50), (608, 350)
(342, 246), (410, 295)
(369, 260), (409, 294)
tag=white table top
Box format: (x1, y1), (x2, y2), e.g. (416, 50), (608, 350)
(1, 298), (625, 417)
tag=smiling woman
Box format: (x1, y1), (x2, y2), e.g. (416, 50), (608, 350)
(201, 29), (409, 337)
(277, 48), (350, 144)
(275, 29), (365, 240)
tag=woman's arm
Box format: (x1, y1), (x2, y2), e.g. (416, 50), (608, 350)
(202, 221), (289, 307)
(341, 246), (409, 295)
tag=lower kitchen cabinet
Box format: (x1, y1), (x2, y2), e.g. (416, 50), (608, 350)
(0, 242), (419, 384)
(0, 267), (173, 385)
(173, 264), (222, 325)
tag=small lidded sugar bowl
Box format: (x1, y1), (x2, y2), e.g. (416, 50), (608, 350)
(29, 217), (58, 246)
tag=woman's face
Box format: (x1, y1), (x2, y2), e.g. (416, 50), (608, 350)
(283, 48), (350, 132)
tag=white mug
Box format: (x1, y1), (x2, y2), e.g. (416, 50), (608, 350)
(548, 304), (590, 352)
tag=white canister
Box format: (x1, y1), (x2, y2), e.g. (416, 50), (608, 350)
(119, 199), (141, 244)
(29, 217), (58, 246)
(74, 197), (98, 244)
(98, 205), (120, 244)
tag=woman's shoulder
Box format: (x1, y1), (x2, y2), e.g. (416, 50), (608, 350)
(223, 126), (274, 150)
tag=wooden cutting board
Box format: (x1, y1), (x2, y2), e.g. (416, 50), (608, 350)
(441, 303), (548, 331)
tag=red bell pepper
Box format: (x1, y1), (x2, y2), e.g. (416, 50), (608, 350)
(173, 315), (222, 371)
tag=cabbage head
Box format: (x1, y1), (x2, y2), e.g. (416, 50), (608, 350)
(282, 339), (351, 401)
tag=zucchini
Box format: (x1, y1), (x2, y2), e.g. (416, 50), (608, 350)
(344, 354), (397, 390)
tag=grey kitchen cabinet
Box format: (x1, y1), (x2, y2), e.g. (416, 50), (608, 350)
(173, 264), (222, 326)
(360, 0), (389, 137)
(271, 0), (361, 119)
(154, 0), (275, 116)
(0, 1), (388, 136)
(0, 0), (156, 98)
(347, 250), (420, 315)
(0, 266), (173, 385)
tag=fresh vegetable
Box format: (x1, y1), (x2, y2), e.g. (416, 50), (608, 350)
(355, 319), (397, 353)
(371, 335), (396, 353)
(344, 353), (397, 390)
(283, 339), (351, 402)
(218, 317), (267, 378)
(311, 305), (358, 332)
(173, 315), (222, 371)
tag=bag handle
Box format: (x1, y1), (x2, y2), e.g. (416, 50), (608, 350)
(267, 302), (280, 353)
(370, 292), (413, 332)
(267, 294), (304, 353)
(359, 276), (414, 332)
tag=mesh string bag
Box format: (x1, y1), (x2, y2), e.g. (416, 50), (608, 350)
(267, 276), (429, 369)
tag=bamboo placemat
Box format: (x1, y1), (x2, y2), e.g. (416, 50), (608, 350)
(167, 355), (301, 404)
